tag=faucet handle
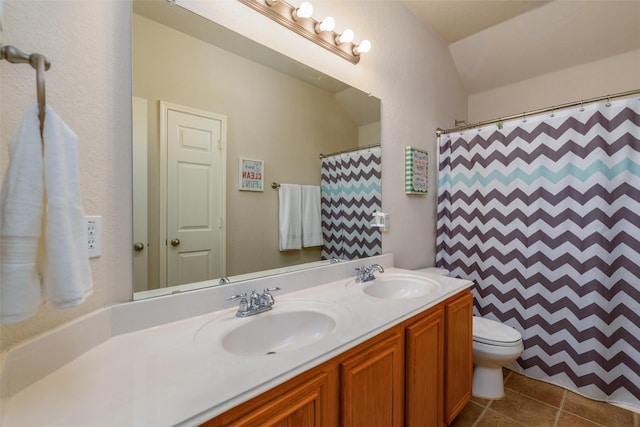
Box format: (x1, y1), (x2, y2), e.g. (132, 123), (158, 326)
(226, 293), (246, 301)
(226, 293), (248, 314)
(260, 287), (280, 307)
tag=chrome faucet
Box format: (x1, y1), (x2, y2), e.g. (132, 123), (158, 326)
(226, 287), (281, 317)
(355, 263), (385, 283)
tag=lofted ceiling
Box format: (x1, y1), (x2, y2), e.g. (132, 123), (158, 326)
(401, 0), (640, 94)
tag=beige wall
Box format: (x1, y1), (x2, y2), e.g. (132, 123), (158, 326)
(0, 0), (466, 350)
(468, 49), (640, 123)
(0, 0), (132, 350)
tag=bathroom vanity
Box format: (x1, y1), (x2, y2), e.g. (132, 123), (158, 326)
(1, 257), (472, 426)
(204, 290), (472, 427)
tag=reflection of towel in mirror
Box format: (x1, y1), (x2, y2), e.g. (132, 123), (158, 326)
(302, 185), (322, 247)
(278, 184), (302, 251)
(1, 105), (93, 324)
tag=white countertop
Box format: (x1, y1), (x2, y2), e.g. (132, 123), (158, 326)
(1, 266), (471, 427)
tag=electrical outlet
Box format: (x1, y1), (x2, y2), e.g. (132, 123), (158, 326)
(85, 216), (102, 258)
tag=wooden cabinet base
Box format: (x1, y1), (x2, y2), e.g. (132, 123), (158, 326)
(444, 291), (473, 424)
(340, 330), (404, 427)
(201, 366), (337, 427)
(405, 307), (445, 427)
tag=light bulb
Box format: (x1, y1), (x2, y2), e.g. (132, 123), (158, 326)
(292, 2), (313, 20)
(336, 29), (354, 45)
(315, 16), (335, 33)
(353, 39), (371, 55)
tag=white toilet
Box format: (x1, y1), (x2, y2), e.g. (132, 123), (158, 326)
(415, 267), (524, 399)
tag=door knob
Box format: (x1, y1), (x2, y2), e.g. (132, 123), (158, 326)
(133, 242), (145, 252)
(171, 238), (180, 247)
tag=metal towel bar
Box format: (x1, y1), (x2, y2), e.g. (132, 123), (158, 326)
(1, 44), (51, 138)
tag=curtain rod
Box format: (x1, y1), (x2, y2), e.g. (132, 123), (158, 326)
(319, 144), (381, 159)
(435, 88), (640, 136)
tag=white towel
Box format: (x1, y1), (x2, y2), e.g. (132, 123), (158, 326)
(278, 184), (302, 251)
(301, 185), (322, 247)
(41, 106), (93, 308)
(0, 105), (93, 323)
(0, 106), (45, 323)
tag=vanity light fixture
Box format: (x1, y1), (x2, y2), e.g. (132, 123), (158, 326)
(335, 29), (354, 45)
(292, 1), (313, 20)
(353, 40), (371, 55)
(315, 16), (335, 33)
(237, 0), (371, 64)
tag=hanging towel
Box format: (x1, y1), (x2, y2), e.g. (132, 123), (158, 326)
(0, 106), (45, 323)
(0, 105), (93, 323)
(41, 105), (93, 308)
(278, 184), (302, 251)
(301, 185), (322, 247)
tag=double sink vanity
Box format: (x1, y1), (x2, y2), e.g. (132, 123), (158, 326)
(1, 255), (473, 426)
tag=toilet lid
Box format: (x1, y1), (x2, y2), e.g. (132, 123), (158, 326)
(473, 316), (522, 346)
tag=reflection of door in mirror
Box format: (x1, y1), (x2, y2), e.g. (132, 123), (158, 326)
(160, 102), (226, 289)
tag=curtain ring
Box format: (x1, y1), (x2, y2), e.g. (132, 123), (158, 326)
(606, 95), (611, 107)
(580, 101), (585, 112)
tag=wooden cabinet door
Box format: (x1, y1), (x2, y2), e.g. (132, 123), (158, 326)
(340, 329), (404, 427)
(405, 307), (445, 427)
(444, 291), (473, 424)
(202, 368), (336, 427)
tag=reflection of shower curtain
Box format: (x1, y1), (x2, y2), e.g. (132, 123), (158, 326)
(436, 97), (640, 409)
(321, 147), (382, 260)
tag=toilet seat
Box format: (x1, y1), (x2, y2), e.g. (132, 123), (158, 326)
(473, 316), (522, 347)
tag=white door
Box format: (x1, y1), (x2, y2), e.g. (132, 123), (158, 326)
(132, 97), (148, 292)
(160, 102), (226, 287)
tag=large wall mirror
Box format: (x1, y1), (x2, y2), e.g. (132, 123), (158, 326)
(132, 0), (382, 299)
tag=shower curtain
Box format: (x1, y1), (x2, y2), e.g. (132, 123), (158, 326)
(321, 147), (382, 260)
(436, 97), (640, 409)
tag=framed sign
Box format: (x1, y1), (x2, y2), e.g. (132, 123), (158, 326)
(405, 146), (428, 194)
(239, 158), (264, 191)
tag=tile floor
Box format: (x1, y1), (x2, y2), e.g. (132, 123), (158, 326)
(451, 370), (639, 427)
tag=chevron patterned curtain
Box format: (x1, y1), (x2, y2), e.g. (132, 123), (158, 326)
(321, 147), (382, 260)
(436, 97), (640, 409)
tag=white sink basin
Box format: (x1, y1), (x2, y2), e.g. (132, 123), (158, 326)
(362, 274), (439, 299)
(195, 300), (348, 356)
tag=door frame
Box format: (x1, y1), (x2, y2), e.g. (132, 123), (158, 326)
(132, 96), (149, 292)
(159, 101), (227, 287)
